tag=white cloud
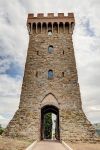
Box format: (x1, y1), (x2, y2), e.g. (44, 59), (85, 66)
(0, 74), (21, 127)
(0, 0), (100, 127)
(0, 115), (9, 127)
(0, 74), (21, 96)
(0, 0), (28, 67)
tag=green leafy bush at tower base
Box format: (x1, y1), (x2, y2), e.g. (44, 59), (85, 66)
(0, 124), (4, 135)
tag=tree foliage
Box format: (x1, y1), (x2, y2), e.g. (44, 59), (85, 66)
(44, 113), (52, 139)
(0, 124), (4, 135)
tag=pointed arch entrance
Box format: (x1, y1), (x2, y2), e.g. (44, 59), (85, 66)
(40, 94), (60, 141)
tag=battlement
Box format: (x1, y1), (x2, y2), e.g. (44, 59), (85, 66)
(28, 12), (74, 19)
(27, 13), (75, 35)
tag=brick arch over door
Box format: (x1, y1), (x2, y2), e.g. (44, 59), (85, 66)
(41, 93), (59, 108)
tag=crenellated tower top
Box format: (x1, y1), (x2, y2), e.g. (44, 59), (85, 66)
(27, 13), (74, 19)
(27, 13), (75, 35)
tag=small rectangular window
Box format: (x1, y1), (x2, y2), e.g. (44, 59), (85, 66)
(37, 51), (39, 55)
(36, 71), (38, 77)
(48, 70), (53, 79)
(48, 45), (53, 53)
(62, 72), (64, 77)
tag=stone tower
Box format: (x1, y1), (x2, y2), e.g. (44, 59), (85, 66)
(4, 13), (96, 142)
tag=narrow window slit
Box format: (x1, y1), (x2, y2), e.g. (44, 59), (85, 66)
(62, 72), (64, 77)
(37, 51), (39, 55)
(36, 71), (38, 77)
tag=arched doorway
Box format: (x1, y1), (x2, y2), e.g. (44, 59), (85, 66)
(41, 105), (60, 141)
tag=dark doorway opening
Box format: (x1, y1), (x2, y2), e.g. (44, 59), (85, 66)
(41, 105), (60, 141)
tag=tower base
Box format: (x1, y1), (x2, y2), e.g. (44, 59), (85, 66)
(3, 108), (97, 142)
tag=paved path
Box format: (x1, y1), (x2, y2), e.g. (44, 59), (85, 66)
(32, 141), (69, 150)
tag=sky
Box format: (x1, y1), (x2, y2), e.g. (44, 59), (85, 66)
(0, 0), (100, 127)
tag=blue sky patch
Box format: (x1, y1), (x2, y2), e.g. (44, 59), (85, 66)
(6, 62), (23, 78)
(81, 18), (95, 37)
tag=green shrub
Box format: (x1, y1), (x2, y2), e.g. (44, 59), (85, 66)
(44, 113), (52, 139)
(0, 124), (4, 135)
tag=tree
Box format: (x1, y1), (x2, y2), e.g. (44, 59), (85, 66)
(44, 113), (52, 139)
(0, 124), (4, 135)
